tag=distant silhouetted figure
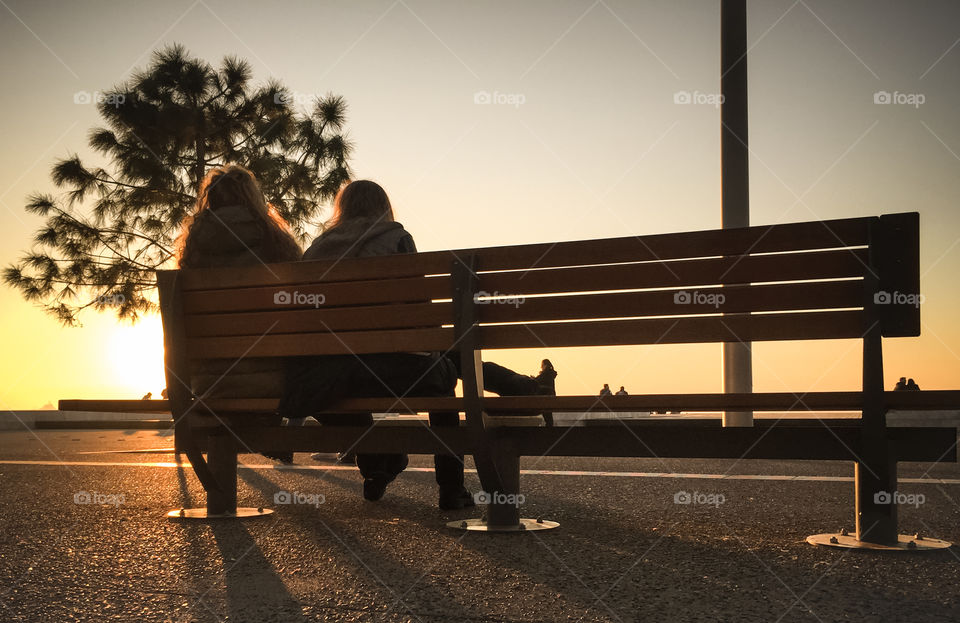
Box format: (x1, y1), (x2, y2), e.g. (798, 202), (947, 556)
(160, 388), (168, 399)
(141, 392), (152, 400)
(615, 386), (628, 396)
(894, 377), (921, 391)
(599, 384), (612, 397)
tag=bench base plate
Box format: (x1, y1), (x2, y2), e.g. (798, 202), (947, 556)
(166, 507), (275, 520)
(807, 532), (952, 551)
(447, 518), (559, 532)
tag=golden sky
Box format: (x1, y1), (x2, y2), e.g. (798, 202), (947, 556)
(1, 0), (959, 408)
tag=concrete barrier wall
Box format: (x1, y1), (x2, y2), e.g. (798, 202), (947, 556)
(0, 411), (168, 430)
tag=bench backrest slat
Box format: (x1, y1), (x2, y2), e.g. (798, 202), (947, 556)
(478, 310), (866, 349)
(176, 215), (872, 291)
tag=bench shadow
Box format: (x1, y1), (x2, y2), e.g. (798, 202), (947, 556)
(235, 463), (489, 621)
(209, 520), (310, 622)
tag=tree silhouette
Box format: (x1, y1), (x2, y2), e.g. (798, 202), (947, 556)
(3, 44), (351, 325)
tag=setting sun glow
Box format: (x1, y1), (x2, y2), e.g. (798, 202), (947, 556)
(107, 316), (167, 398)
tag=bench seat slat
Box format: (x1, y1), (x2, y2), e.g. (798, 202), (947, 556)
(197, 391), (960, 414)
(223, 422), (953, 463)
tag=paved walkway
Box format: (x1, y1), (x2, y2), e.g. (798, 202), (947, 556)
(1, 429), (958, 622)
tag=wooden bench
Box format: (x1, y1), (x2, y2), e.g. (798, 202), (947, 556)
(156, 211), (958, 546)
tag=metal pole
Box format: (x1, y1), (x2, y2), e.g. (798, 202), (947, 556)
(721, 0), (754, 427)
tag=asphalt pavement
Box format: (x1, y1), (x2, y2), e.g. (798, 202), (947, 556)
(1, 428), (958, 623)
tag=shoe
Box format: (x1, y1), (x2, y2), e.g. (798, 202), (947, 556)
(363, 476), (390, 501)
(534, 359), (557, 395)
(535, 359), (557, 425)
(361, 456), (409, 502)
(261, 451), (294, 464)
(439, 487), (476, 510)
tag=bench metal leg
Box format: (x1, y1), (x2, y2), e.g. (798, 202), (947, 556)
(807, 431), (950, 550)
(207, 433), (238, 515)
(167, 431), (273, 521)
(448, 441), (558, 533)
(855, 438), (898, 545)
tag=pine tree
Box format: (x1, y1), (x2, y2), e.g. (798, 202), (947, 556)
(4, 44), (351, 325)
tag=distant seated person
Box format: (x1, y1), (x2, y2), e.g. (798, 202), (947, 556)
(599, 383), (612, 397)
(615, 386), (628, 396)
(141, 392), (152, 400)
(894, 377), (921, 391)
(177, 164), (301, 412)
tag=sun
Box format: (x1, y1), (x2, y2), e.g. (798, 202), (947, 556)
(107, 316), (167, 398)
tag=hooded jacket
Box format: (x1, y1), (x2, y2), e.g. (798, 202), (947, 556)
(302, 218), (416, 260)
(279, 218), (419, 417)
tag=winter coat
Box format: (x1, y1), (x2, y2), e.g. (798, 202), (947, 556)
(302, 218), (416, 260)
(182, 204), (301, 399)
(280, 219), (422, 417)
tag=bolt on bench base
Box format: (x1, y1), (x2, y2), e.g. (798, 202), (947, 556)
(447, 518), (560, 532)
(166, 507), (274, 520)
(807, 532), (952, 551)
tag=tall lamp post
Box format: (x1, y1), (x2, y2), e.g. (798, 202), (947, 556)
(721, 0), (753, 427)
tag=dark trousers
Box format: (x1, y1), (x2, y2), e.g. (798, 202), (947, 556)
(447, 357), (541, 396)
(283, 353), (463, 490)
(283, 354), (542, 491)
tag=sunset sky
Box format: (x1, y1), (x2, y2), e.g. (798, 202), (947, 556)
(1, 0), (959, 409)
